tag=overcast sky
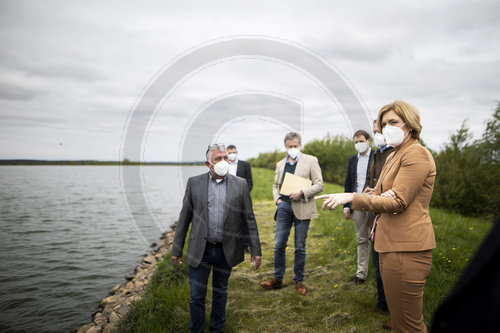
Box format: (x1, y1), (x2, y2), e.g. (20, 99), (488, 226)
(1, 0), (499, 161)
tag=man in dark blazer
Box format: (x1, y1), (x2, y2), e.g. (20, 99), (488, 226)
(227, 144), (253, 252)
(343, 129), (374, 285)
(227, 144), (253, 192)
(363, 120), (394, 316)
(172, 143), (262, 333)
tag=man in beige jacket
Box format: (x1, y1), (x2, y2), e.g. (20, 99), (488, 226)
(261, 132), (324, 295)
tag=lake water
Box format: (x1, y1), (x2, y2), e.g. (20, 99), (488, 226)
(0, 165), (206, 333)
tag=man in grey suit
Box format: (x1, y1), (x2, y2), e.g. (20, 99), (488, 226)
(172, 143), (262, 333)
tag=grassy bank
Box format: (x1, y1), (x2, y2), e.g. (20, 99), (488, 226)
(116, 168), (492, 332)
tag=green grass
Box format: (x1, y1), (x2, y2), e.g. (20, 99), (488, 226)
(117, 168), (493, 332)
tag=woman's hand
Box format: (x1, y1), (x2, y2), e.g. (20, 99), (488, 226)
(381, 189), (397, 200)
(315, 193), (354, 211)
(363, 187), (374, 194)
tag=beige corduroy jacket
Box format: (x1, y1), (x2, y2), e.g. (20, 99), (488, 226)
(273, 153), (324, 220)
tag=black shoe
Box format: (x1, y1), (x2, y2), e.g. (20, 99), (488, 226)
(347, 276), (365, 286)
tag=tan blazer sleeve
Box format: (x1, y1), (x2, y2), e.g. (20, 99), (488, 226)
(352, 145), (435, 214)
(272, 159), (284, 204)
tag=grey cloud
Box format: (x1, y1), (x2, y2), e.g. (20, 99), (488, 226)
(0, 80), (47, 101)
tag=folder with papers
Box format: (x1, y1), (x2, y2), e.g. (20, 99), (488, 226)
(279, 172), (312, 196)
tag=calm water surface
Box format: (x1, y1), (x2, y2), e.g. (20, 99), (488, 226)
(0, 165), (205, 333)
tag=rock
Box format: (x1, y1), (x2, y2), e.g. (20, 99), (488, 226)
(76, 225), (177, 333)
(143, 255), (155, 265)
(115, 303), (130, 316)
(109, 284), (121, 295)
(102, 325), (116, 333)
(91, 307), (103, 318)
(76, 323), (94, 333)
(100, 295), (119, 308)
(88, 326), (102, 333)
(101, 306), (113, 319)
(93, 312), (107, 326)
(108, 310), (121, 323)
(134, 280), (145, 289)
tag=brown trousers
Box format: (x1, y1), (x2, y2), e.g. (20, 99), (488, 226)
(380, 250), (432, 333)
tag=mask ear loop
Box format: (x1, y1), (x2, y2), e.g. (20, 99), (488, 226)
(400, 123), (412, 144)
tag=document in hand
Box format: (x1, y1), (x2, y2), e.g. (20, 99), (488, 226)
(279, 172), (312, 195)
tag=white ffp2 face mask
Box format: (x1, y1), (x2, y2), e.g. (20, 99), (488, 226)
(228, 153), (237, 162)
(374, 133), (386, 146)
(354, 141), (368, 154)
(287, 148), (300, 159)
(383, 123), (407, 146)
(210, 160), (229, 177)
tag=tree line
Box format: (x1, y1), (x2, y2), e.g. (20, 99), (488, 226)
(249, 103), (500, 218)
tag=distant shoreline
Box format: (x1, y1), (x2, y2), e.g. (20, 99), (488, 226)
(0, 160), (205, 166)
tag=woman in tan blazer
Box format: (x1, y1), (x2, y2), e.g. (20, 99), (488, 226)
(317, 100), (436, 332)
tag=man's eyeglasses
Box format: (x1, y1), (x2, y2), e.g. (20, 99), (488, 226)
(207, 143), (226, 152)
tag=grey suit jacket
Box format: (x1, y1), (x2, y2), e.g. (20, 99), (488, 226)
(172, 172), (261, 268)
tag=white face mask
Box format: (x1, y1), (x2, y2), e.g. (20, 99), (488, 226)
(210, 160), (229, 177)
(287, 148), (300, 159)
(383, 123), (407, 146)
(354, 141), (368, 154)
(373, 133), (386, 147)
(228, 153), (237, 162)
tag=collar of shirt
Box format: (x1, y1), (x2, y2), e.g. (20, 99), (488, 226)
(379, 145), (392, 153)
(357, 148), (371, 158)
(286, 152), (300, 165)
(208, 172), (227, 183)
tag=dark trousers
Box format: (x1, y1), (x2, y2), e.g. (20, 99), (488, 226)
(188, 246), (232, 333)
(371, 241), (388, 311)
(274, 201), (310, 282)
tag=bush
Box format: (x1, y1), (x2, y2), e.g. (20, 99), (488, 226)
(302, 134), (355, 185)
(248, 134), (355, 186)
(248, 150), (287, 170)
(432, 103), (500, 217)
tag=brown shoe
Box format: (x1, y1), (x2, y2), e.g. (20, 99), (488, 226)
(295, 281), (307, 295)
(261, 278), (283, 290)
(382, 320), (392, 330)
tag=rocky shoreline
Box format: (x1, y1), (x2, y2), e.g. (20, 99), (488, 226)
(73, 228), (176, 333)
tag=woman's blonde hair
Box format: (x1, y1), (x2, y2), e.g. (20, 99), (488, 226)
(377, 100), (422, 139)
